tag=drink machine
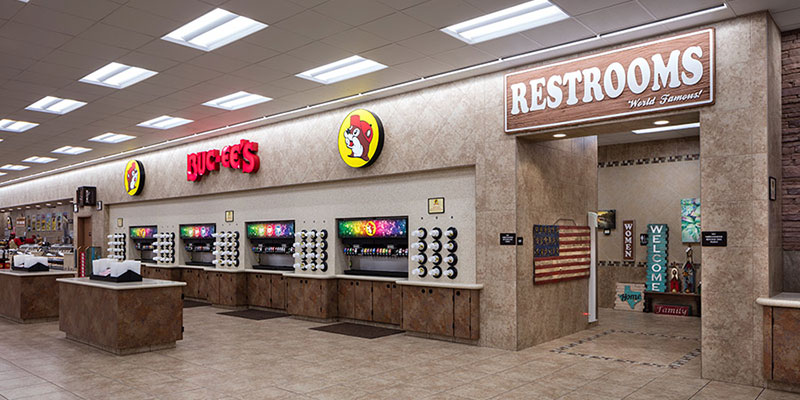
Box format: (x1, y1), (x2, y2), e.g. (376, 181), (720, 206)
(338, 216), (409, 278)
(180, 223), (216, 267)
(247, 220), (295, 271)
(129, 225), (157, 262)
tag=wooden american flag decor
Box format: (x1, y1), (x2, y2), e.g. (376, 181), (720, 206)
(533, 225), (591, 284)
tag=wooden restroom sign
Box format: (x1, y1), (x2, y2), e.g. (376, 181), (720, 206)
(504, 29), (714, 132)
(622, 220), (635, 261)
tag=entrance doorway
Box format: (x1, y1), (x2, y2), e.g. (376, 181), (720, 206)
(77, 216), (92, 252)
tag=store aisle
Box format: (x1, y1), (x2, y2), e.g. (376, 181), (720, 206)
(0, 308), (795, 400)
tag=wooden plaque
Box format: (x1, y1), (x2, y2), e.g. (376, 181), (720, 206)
(622, 220), (635, 261)
(505, 29), (714, 133)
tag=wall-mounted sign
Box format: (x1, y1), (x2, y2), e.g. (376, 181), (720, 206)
(428, 197), (445, 214)
(124, 160), (145, 196)
(505, 29), (714, 133)
(645, 224), (668, 292)
(130, 226), (157, 239)
(76, 186), (96, 207)
(179, 223), (216, 239)
(246, 221), (295, 239)
(116, 218), (123, 228)
(187, 139), (260, 181)
(225, 210), (234, 223)
(614, 283), (644, 311)
(500, 233), (516, 245)
(338, 109), (384, 168)
(337, 217), (407, 239)
(597, 210), (616, 230)
(622, 220), (635, 261)
(701, 231), (726, 247)
(681, 198), (700, 243)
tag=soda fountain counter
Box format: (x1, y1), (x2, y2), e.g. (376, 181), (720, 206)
(246, 220), (295, 271)
(129, 225), (157, 263)
(180, 223), (216, 267)
(337, 217), (408, 278)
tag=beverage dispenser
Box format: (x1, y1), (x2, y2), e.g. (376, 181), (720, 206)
(129, 225), (157, 262)
(338, 216), (409, 278)
(246, 220), (295, 271)
(179, 223), (216, 267)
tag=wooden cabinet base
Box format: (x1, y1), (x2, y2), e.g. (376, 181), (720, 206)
(287, 277), (337, 319)
(765, 306), (800, 384)
(0, 271), (75, 323)
(402, 285), (480, 340)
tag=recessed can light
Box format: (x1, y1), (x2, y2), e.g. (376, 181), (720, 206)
(137, 115), (193, 130)
(633, 122), (700, 134)
(653, 120), (670, 125)
(297, 56), (387, 85)
(80, 62), (157, 89)
(52, 146), (92, 155)
(163, 8), (268, 52)
(442, 0), (569, 44)
(553, 133), (566, 138)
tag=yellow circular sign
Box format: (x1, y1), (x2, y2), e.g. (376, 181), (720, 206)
(124, 160), (145, 196)
(338, 109), (384, 168)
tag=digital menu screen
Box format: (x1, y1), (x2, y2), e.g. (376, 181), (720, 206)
(179, 224), (216, 239)
(337, 217), (407, 239)
(129, 226), (157, 239)
(246, 221), (294, 239)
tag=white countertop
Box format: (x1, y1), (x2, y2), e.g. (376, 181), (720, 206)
(757, 292), (800, 309)
(397, 280), (484, 290)
(244, 268), (290, 275)
(0, 269), (76, 277)
(334, 274), (405, 283)
(286, 272), (337, 280)
(143, 263), (245, 272)
(57, 277), (186, 290)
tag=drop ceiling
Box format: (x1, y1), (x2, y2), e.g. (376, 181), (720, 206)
(0, 0), (796, 185)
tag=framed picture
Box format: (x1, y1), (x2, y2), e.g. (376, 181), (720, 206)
(428, 197), (445, 214)
(225, 210), (234, 223)
(117, 218), (124, 228)
(597, 210), (616, 230)
(769, 176), (777, 201)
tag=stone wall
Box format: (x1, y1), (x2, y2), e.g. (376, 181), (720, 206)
(783, 29), (800, 250)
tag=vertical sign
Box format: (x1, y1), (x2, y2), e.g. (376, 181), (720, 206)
(646, 224), (668, 292)
(622, 220), (635, 261)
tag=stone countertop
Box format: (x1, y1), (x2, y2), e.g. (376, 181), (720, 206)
(284, 272), (337, 280)
(57, 277), (186, 290)
(143, 263), (246, 272)
(334, 274), (405, 283)
(397, 280), (484, 290)
(757, 292), (800, 309)
(244, 269), (291, 275)
(0, 269), (77, 277)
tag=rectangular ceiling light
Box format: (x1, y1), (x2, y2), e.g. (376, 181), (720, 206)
(203, 91), (272, 110)
(137, 115), (193, 130)
(22, 156), (57, 164)
(0, 119), (38, 132)
(0, 172), (6, 176)
(89, 132), (136, 144)
(162, 8), (268, 51)
(632, 122), (700, 135)
(0, 164), (29, 171)
(26, 96), (87, 115)
(52, 146), (92, 155)
(441, 0), (569, 44)
(297, 56), (387, 85)
(79, 62), (157, 89)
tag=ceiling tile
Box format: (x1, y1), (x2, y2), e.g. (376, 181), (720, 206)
(258, 53), (319, 74)
(727, 0), (800, 15)
(398, 31), (465, 56)
(362, 44), (424, 66)
(312, 0), (395, 25)
(59, 38), (129, 61)
(576, 2), (655, 34)
(360, 12), (433, 42)
(270, 75), (320, 91)
(243, 27), (313, 52)
(230, 64), (288, 83)
(521, 18), (596, 47)
(78, 23), (155, 49)
(13, 71), (72, 91)
(430, 45), (494, 68)
(164, 63), (223, 81)
(42, 49), (109, 71)
(275, 10), (351, 40)
(117, 52), (180, 72)
(550, 0), (630, 16)
(177, 104), (228, 120)
(322, 28), (390, 54)
(137, 40), (205, 62)
(211, 41), (278, 64)
(0, 37), (51, 61)
(252, 83), (296, 99)
(101, 6), (179, 37)
(404, 0), (485, 28)
(463, 0), (527, 13)
(772, 7), (800, 29)
(14, 4), (96, 36)
(205, 74), (264, 91)
(287, 41), (352, 64)
(124, 81), (180, 97)
(27, 61), (88, 82)
(143, 72), (200, 91)
(0, 21), (73, 49)
(34, 0), (120, 22)
(188, 53), (250, 73)
(220, 0), (304, 24)
(474, 34), (543, 58)
(376, 0), (427, 10)
(637, 0), (723, 19)
(0, 1), (25, 19)
(126, 0), (215, 21)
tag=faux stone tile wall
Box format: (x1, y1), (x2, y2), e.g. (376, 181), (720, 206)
(598, 137), (700, 163)
(781, 28), (800, 291)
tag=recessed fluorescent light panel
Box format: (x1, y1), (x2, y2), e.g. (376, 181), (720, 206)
(52, 146), (92, 155)
(22, 156), (57, 164)
(137, 115), (193, 130)
(162, 8), (268, 51)
(632, 122), (700, 135)
(0, 173), (6, 177)
(203, 91), (272, 110)
(441, 0), (569, 44)
(26, 96), (87, 115)
(0, 119), (38, 132)
(89, 132), (136, 144)
(0, 164), (29, 171)
(297, 56), (387, 85)
(80, 62), (157, 89)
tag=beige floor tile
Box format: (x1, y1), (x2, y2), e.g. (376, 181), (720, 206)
(307, 384), (369, 400)
(690, 381), (764, 400)
(498, 381), (573, 400)
(238, 386), (299, 400)
(757, 389), (800, 400)
(0, 382), (63, 399)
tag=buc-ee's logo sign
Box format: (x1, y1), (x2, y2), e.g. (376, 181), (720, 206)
(124, 160), (144, 196)
(338, 109), (384, 168)
(186, 139), (260, 182)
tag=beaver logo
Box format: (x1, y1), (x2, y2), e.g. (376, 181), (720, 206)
(124, 160), (144, 196)
(338, 109), (384, 168)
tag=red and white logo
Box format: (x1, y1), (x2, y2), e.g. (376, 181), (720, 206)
(187, 139), (260, 182)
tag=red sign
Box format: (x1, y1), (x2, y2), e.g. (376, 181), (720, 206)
(79, 253), (86, 277)
(187, 139), (260, 181)
(653, 304), (690, 316)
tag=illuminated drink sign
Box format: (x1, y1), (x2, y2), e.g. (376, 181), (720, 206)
(337, 217), (407, 239)
(186, 139), (260, 181)
(246, 221), (295, 239)
(179, 224), (216, 239)
(129, 225), (157, 239)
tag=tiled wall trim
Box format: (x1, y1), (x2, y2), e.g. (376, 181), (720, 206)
(598, 154), (700, 169)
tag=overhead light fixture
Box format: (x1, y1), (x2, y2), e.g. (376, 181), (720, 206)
(441, 0), (569, 44)
(653, 120), (670, 125)
(52, 146), (92, 155)
(26, 96), (87, 115)
(297, 56), (387, 85)
(23, 156), (57, 164)
(56, 202), (62, 205)
(0, 164), (29, 171)
(553, 133), (566, 138)
(137, 115), (193, 130)
(80, 62), (157, 89)
(632, 122), (700, 134)
(89, 132), (136, 144)
(203, 91), (272, 110)
(162, 8), (268, 51)
(0, 119), (38, 133)
(0, 173), (6, 177)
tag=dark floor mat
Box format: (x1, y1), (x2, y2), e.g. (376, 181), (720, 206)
(218, 309), (288, 320)
(310, 323), (404, 339)
(183, 300), (209, 308)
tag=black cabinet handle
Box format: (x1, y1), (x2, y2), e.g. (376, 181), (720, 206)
(428, 289), (433, 294)
(356, 282), (359, 286)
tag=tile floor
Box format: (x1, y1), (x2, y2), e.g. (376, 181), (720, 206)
(0, 307), (798, 399)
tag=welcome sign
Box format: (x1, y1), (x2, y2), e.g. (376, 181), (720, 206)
(646, 224), (668, 292)
(505, 29), (714, 132)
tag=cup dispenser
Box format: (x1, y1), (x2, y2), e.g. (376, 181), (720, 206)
(292, 228), (329, 272)
(411, 226), (459, 280)
(247, 220), (295, 271)
(128, 226), (157, 262)
(338, 217), (409, 278)
(179, 223), (216, 267)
